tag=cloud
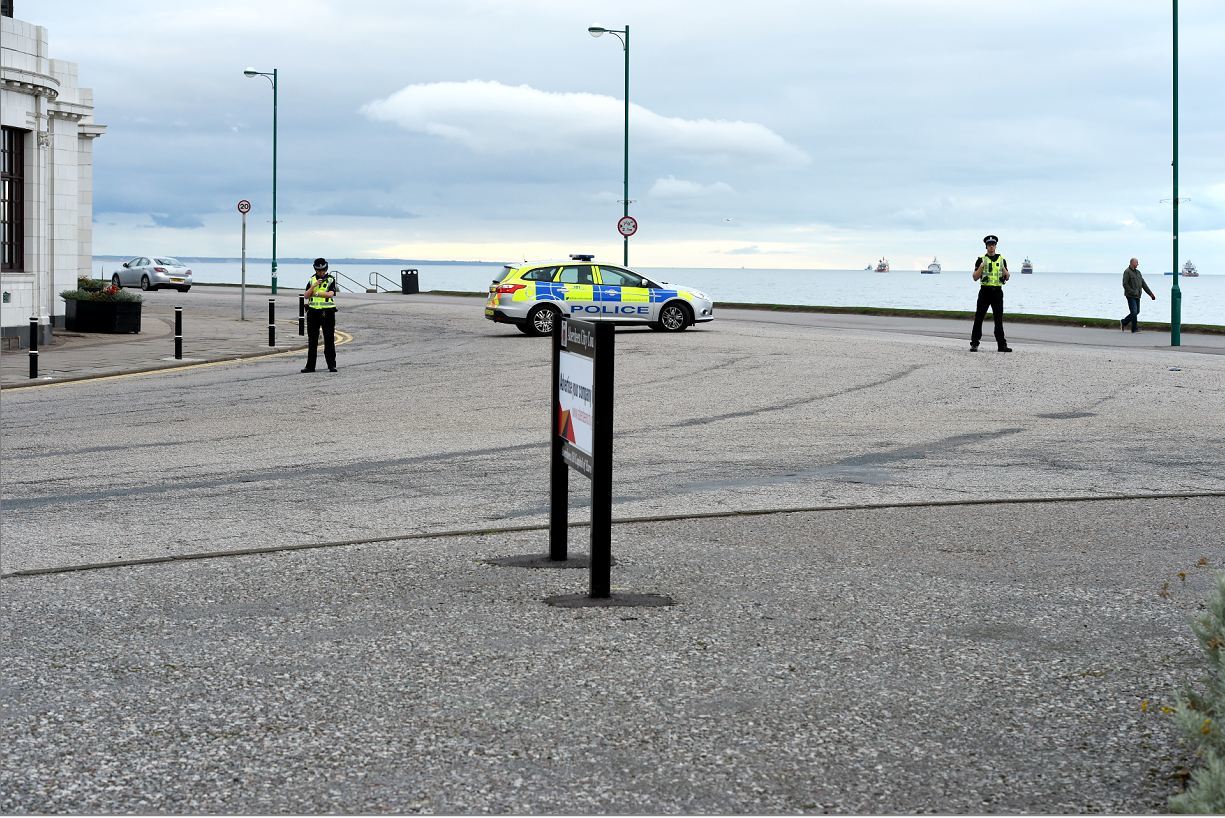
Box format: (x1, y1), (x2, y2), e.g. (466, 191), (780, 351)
(146, 213), (205, 229)
(648, 176), (734, 199)
(309, 195), (421, 219)
(361, 81), (809, 166)
(725, 245), (766, 255)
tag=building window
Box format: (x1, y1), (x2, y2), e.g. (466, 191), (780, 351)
(1, 127), (25, 273)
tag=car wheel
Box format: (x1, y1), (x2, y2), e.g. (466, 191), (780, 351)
(140, 275), (153, 291)
(525, 305), (559, 336)
(658, 301), (691, 332)
(111, 274), (122, 289)
(178, 286), (191, 293)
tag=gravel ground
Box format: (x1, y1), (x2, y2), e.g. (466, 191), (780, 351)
(2, 497), (1219, 814)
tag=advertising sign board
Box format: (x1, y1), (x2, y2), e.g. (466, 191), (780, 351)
(558, 320), (596, 477)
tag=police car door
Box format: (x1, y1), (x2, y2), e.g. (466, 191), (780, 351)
(554, 264), (597, 319)
(596, 265), (652, 323)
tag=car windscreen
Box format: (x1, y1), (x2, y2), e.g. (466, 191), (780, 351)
(154, 258), (182, 266)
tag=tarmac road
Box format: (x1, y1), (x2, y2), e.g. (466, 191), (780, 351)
(1, 290), (1222, 574)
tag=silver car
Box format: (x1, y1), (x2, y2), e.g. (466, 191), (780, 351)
(112, 256), (193, 292)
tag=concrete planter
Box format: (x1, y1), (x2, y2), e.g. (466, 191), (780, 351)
(64, 299), (142, 334)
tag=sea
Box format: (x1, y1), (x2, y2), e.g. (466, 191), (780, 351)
(93, 258), (1224, 327)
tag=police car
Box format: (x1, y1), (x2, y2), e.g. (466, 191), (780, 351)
(485, 255), (715, 336)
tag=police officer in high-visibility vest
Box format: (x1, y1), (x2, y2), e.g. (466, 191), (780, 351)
(302, 257), (338, 372)
(970, 235), (1012, 352)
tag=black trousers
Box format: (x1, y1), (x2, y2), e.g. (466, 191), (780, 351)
(971, 286), (1007, 348)
(305, 308), (336, 370)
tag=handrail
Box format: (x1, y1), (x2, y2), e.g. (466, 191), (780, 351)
(329, 269), (364, 293)
(368, 271), (400, 293)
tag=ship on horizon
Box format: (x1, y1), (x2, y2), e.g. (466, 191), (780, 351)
(922, 257), (941, 274)
(1163, 260), (1199, 277)
(874, 257), (890, 273)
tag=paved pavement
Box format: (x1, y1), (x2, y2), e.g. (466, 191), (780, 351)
(2, 285), (1223, 812)
(1, 286), (316, 387)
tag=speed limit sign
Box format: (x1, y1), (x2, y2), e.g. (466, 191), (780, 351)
(237, 199), (251, 214)
(617, 215), (638, 237)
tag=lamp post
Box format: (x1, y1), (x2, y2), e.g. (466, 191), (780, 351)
(588, 25), (630, 266)
(244, 67), (279, 295)
(1170, 0), (1182, 346)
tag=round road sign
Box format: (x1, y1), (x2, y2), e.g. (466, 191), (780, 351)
(237, 199), (251, 214)
(617, 215), (638, 237)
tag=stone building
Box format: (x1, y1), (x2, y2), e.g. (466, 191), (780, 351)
(1, 0), (105, 347)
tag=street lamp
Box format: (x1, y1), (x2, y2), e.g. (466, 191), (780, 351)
(1170, 0), (1182, 346)
(588, 25), (631, 266)
(244, 67), (279, 295)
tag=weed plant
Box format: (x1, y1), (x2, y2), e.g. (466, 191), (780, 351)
(1170, 572), (1225, 812)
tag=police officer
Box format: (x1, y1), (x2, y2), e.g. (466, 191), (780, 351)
(970, 235), (1012, 352)
(302, 257), (338, 372)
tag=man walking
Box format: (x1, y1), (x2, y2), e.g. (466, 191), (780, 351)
(302, 257), (338, 373)
(1120, 257), (1156, 333)
(970, 234), (1012, 352)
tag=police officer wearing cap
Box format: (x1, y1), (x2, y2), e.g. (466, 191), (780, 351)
(970, 235), (1012, 352)
(302, 257), (338, 372)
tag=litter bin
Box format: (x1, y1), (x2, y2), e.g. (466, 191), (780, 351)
(400, 268), (420, 295)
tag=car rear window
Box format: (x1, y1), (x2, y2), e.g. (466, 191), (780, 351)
(493, 265), (517, 283)
(154, 258), (182, 266)
(521, 266), (557, 281)
(556, 265), (594, 284)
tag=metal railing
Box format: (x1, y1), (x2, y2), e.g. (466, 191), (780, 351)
(329, 269), (364, 293)
(368, 271), (400, 293)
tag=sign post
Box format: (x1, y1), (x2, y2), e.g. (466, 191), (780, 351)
(487, 316), (672, 608)
(545, 317), (672, 608)
(237, 200), (251, 321)
(552, 319), (613, 592)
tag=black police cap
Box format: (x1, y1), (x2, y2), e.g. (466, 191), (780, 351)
(313, 257), (328, 270)
(983, 235), (999, 245)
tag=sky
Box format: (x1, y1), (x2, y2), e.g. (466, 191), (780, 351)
(20, 0), (1225, 272)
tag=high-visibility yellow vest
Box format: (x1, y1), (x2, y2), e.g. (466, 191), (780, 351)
(979, 255), (1006, 287)
(307, 275), (337, 309)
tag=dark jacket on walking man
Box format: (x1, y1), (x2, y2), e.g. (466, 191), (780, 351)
(303, 257), (338, 372)
(1120, 258), (1156, 334)
(970, 234), (1012, 352)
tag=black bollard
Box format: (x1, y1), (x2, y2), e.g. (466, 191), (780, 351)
(268, 298), (276, 347)
(28, 317), (38, 379)
(174, 306), (183, 359)
(298, 295), (305, 336)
